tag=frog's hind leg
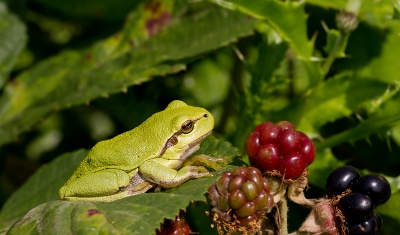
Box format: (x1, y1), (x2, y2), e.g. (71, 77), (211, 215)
(60, 169), (155, 202)
(123, 171), (155, 196)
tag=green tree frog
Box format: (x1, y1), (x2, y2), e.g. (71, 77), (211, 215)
(59, 100), (220, 202)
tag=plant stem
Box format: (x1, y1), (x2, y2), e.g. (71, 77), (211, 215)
(278, 197), (288, 235)
(321, 32), (348, 77)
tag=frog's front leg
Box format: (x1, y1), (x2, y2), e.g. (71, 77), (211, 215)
(60, 169), (152, 202)
(139, 158), (212, 188)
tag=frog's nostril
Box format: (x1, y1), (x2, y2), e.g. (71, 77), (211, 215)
(203, 114), (208, 118)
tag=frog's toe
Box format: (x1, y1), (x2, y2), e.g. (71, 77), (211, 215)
(189, 165), (209, 173)
(184, 154), (228, 170)
(215, 157), (229, 163)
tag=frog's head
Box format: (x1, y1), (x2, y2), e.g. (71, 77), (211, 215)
(160, 100), (214, 161)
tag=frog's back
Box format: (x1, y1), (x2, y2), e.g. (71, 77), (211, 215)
(69, 112), (169, 180)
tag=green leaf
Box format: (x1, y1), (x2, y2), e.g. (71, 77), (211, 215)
(0, 149), (89, 231)
(208, 0), (322, 87)
(0, 136), (240, 234)
(377, 192), (400, 222)
(208, 0), (311, 58)
(324, 29), (348, 58)
(250, 38), (289, 93)
(7, 193), (208, 235)
(317, 91), (400, 150)
(195, 135), (241, 160)
(360, 21), (400, 83)
(305, 0), (347, 9)
(306, 0), (394, 28)
(29, 0), (143, 21)
(272, 74), (388, 135)
(0, 0), (255, 147)
(0, 2), (27, 89)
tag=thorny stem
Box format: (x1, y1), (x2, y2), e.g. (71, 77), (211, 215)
(321, 32), (348, 77)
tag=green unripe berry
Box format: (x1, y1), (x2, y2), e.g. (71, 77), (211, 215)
(229, 190), (247, 209)
(254, 191), (268, 210)
(232, 167), (249, 178)
(237, 214), (257, 226)
(216, 174), (231, 195)
(218, 195), (230, 211)
(241, 181), (258, 201)
(237, 201), (256, 217)
(228, 175), (246, 193)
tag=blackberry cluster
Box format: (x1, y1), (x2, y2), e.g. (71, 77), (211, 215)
(156, 212), (190, 235)
(208, 167), (274, 226)
(244, 121), (316, 179)
(325, 166), (391, 235)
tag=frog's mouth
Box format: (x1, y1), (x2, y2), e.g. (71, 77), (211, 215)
(187, 130), (212, 149)
(179, 130), (212, 160)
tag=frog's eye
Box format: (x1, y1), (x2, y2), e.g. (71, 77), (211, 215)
(181, 120), (194, 134)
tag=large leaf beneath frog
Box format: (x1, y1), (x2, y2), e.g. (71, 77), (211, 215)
(0, 2), (27, 89)
(0, 136), (240, 234)
(0, 0), (255, 147)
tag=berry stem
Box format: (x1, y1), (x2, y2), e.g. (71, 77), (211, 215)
(277, 197), (289, 235)
(287, 232), (309, 235)
(287, 176), (319, 209)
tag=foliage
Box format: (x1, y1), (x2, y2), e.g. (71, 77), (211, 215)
(0, 137), (239, 234)
(0, 0), (400, 234)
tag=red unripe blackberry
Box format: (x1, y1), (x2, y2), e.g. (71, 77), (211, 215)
(260, 125), (282, 144)
(277, 152), (306, 179)
(275, 120), (295, 131)
(245, 120), (316, 180)
(278, 129), (301, 155)
(256, 144), (280, 171)
(254, 121), (274, 133)
(298, 132), (316, 166)
(245, 132), (261, 159)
